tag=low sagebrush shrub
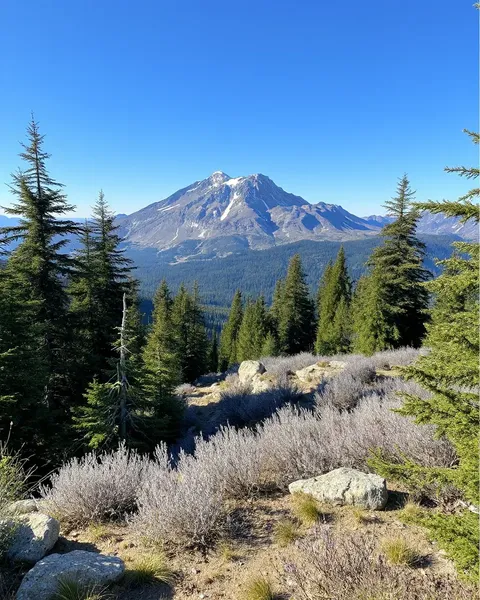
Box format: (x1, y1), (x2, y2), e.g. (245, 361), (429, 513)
(284, 528), (473, 600)
(40, 443), (149, 526)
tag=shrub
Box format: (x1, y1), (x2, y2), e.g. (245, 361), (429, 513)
(0, 443), (31, 511)
(174, 383), (196, 396)
(218, 376), (301, 427)
(284, 528), (473, 600)
(381, 537), (421, 566)
(273, 518), (300, 546)
(243, 576), (275, 600)
(132, 444), (226, 549)
(260, 352), (324, 378)
(291, 493), (321, 526)
(40, 444), (149, 526)
(124, 553), (175, 587)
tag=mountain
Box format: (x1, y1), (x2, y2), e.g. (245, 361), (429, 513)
(117, 172), (380, 259)
(363, 212), (477, 240)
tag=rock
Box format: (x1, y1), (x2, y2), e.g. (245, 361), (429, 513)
(16, 550), (125, 600)
(295, 363), (327, 383)
(6, 513), (60, 563)
(251, 375), (271, 394)
(328, 360), (347, 369)
(4, 499), (39, 516)
(288, 467), (388, 510)
(238, 360), (266, 384)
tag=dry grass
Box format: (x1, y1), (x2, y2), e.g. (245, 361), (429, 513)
(273, 517), (301, 547)
(51, 578), (110, 600)
(243, 576), (275, 600)
(291, 493), (322, 526)
(124, 553), (175, 588)
(381, 536), (422, 567)
(86, 523), (115, 542)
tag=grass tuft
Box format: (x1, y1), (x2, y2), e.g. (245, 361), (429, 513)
(243, 576), (275, 600)
(381, 537), (421, 567)
(400, 501), (425, 521)
(291, 492), (321, 526)
(273, 517), (300, 547)
(124, 554), (175, 587)
(50, 578), (109, 600)
(218, 540), (239, 562)
(87, 523), (114, 543)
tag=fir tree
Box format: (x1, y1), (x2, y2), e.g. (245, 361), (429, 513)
(316, 260), (333, 314)
(143, 280), (181, 398)
(0, 269), (48, 454)
(208, 330), (219, 373)
(0, 118), (79, 418)
(88, 191), (134, 375)
(171, 283), (209, 382)
(237, 295), (269, 361)
(352, 176), (430, 353)
(218, 290), (243, 370)
(75, 291), (181, 449)
(370, 130), (479, 580)
(276, 254), (315, 354)
(315, 247), (351, 355)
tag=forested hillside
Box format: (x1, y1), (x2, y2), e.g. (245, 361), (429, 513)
(130, 234), (457, 307)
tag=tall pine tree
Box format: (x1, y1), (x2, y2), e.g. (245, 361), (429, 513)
(352, 176), (430, 353)
(276, 254), (315, 354)
(218, 290), (243, 370)
(236, 295), (269, 362)
(0, 118), (79, 439)
(370, 130), (479, 580)
(315, 247), (351, 355)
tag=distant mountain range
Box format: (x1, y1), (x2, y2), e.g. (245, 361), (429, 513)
(116, 172), (476, 262)
(1, 172), (476, 264)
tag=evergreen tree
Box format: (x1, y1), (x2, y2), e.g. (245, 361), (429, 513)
(260, 331), (278, 358)
(351, 274), (392, 355)
(88, 191), (134, 375)
(370, 130), (479, 580)
(237, 295), (269, 361)
(218, 290), (243, 371)
(171, 283), (209, 382)
(75, 291), (180, 449)
(0, 118), (79, 422)
(352, 176), (430, 353)
(315, 247), (351, 355)
(208, 330), (219, 373)
(143, 280), (181, 398)
(0, 269), (48, 454)
(276, 254), (315, 354)
(316, 261), (333, 314)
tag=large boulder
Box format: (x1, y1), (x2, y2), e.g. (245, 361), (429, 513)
(6, 513), (60, 563)
(16, 550), (125, 600)
(238, 360), (266, 384)
(289, 467), (388, 510)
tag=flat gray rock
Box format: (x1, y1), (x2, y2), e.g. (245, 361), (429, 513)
(289, 467), (388, 510)
(6, 513), (59, 563)
(16, 550), (125, 600)
(238, 360), (266, 384)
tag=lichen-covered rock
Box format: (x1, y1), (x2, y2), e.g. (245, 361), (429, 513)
(16, 550), (125, 600)
(289, 467), (388, 510)
(4, 500), (39, 516)
(295, 363), (328, 383)
(238, 360), (266, 384)
(6, 513), (59, 563)
(328, 360), (348, 369)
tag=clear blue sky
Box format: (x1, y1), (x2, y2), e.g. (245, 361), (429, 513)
(0, 0), (477, 217)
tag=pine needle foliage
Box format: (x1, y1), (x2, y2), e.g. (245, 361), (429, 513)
(370, 129), (479, 581)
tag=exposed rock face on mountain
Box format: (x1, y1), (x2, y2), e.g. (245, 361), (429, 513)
(117, 172), (380, 257)
(363, 212), (478, 240)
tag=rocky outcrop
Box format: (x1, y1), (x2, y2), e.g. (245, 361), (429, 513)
(6, 513), (60, 563)
(289, 467), (388, 510)
(4, 500), (39, 516)
(238, 361), (266, 384)
(16, 550), (125, 600)
(295, 363), (328, 383)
